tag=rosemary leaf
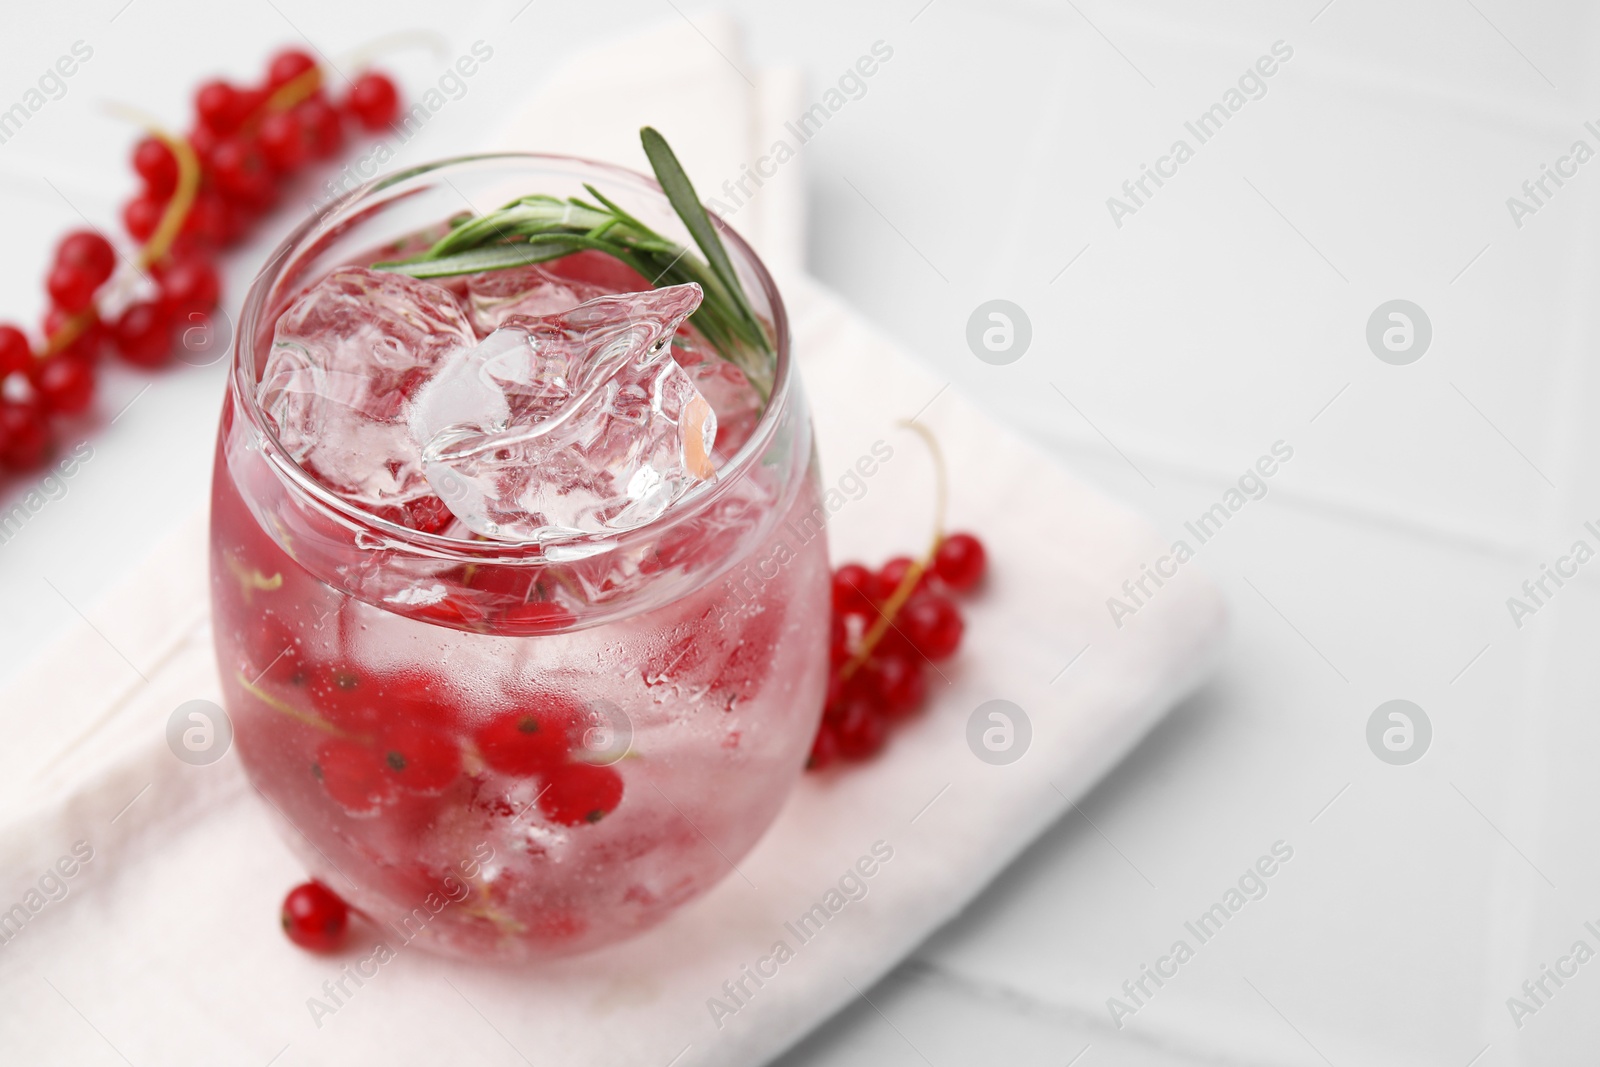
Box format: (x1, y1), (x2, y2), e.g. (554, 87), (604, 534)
(375, 235), (601, 278)
(637, 126), (766, 346)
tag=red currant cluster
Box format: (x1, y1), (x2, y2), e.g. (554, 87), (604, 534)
(0, 48), (402, 472)
(244, 626), (626, 825)
(257, 653), (626, 953)
(809, 531), (987, 768)
(124, 53), (400, 249)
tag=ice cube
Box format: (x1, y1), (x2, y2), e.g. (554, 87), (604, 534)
(464, 264), (606, 335)
(259, 267), (476, 507)
(408, 283), (716, 542)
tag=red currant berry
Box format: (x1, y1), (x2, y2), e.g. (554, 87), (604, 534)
(30, 353), (95, 415)
(210, 137), (276, 209)
(183, 191), (242, 247)
(833, 697), (887, 761)
(312, 738), (394, 814)
(345, 72), (399, 131)
(122, 195), (166, 244)
(861, 651), (926, 718)
(378, 725), (460, 794)
(195, 79), (241, 134)
(111, 301), (173, 368)
(807, 723), (840, 771)
(305, 664), (378, 730)
(825, 668), (846, 711)
(280, 881), (348, 952)
(900, 593), (964, 660)
(56, 231), (116, 288)
(874, 556), (928, 602)
(132, 137), (178, 197)
(404, 494), (453, 534)
(0, 325), (31, 377)
(186, 123), (221, 169)
(257, 109), (306, 172)
(267, 49), (320, 91)
(235, 85), (269, 122)
(371, 493), (455, 534)
(383, 669), (460, 732)
(45, 262), (99, 314)
(823, 681), (852, 723)
(475, 697), (580, 777)
(831, 562), (874, 613)
(538, 762), (624, 826)
(295, 98), (344, 159)
(0, 399), (51, 469)
(934, 532), (987, 592)
(246, 614), (303, 688)
(156, 255), (220, 316)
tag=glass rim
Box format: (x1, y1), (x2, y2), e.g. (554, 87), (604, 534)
(230, 151), (794, 566)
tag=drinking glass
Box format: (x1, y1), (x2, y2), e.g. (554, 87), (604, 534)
(209, 155), (828, 961)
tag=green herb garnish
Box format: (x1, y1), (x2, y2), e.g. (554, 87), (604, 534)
(374, 128), (772, 390)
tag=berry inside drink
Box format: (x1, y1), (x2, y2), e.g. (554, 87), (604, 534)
(210, 156), (828, 961)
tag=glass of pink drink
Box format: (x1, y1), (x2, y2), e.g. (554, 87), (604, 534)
(209, 155), (829, 961)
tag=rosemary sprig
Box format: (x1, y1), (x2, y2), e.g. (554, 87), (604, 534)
(374, 128), (772, 391)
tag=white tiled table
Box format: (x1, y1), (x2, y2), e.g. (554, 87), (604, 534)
(2, 2), (1595, 1064)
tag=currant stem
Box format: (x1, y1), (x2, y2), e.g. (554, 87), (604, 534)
(840, 421), (948, 679)
(105, 104), (202, 269)
(226, 551), (285, 603)
(144, 131), (200, 265)
(237, 672), (346, 737)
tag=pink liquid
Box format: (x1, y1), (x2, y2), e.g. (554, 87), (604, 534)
(210, 251), (829, 961)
